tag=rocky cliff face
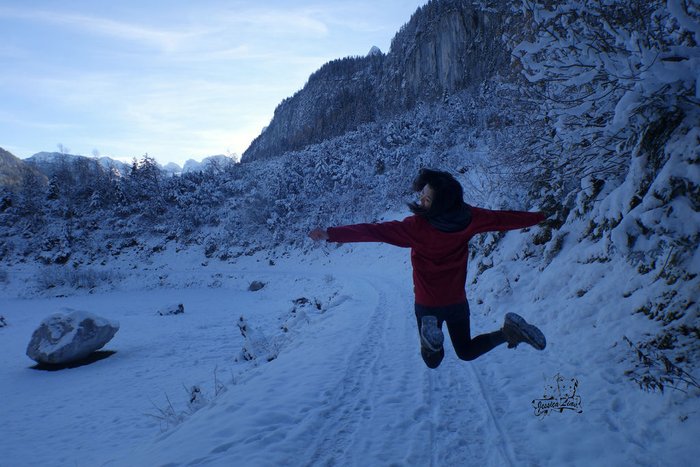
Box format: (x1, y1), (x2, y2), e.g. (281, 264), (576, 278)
(384, 1), (510, 109)
(242, 0), (512, 162)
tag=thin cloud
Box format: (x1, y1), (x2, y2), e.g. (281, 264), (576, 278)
(0, 1), (428, 164)
(0, 7), (203, 52)
(0, 111), (77, 132)
(218, 7), (330, 38)
(172, 45), (253, 62)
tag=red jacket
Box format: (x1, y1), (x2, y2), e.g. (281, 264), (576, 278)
(326, 207), (544, 307)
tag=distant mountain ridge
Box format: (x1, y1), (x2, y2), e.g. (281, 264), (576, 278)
(21, 152), (236, 179)
(0, 147), (47, 189)
(182, 155), (236, 174)
(26, 152), (132, 177)
(242, 0), (511, 162)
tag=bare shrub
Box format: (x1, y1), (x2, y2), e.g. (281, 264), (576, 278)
(36, 267), (120, 290)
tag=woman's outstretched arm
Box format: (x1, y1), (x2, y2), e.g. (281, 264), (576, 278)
(308, 218), (416, 248)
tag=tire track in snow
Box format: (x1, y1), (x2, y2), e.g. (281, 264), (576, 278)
(281, 265), (523, 466)
(295, 270), (434, 466)
(419, 356), (515, 467)
(299, 276), (392, 466)
(425, 370), (438, 467)
(468, 362), (517, 466)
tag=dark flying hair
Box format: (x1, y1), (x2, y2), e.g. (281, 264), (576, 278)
(408, 168), (464, 218)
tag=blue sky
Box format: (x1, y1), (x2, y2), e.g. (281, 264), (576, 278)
(0, 0), (426, 166)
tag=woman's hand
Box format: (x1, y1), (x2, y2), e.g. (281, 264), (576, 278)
(308, 228), (329, 241)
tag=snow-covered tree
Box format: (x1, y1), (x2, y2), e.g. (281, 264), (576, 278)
(508, 0), (699, 180)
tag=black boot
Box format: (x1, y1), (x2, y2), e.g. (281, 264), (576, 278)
(502, 313), (546, 350)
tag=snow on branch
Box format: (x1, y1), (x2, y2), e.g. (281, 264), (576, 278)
(507, 0), (700, 179)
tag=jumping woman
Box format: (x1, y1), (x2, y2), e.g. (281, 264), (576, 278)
(308, 168), (547, 369)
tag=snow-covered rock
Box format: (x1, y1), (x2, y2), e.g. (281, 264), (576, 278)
(248, 281), (265, 291)
(26, 310), (119, 365)
(157, 303), (184, 316)
(237, 316), (277, 362)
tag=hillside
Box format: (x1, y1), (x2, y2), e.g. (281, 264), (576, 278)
(241, 0), (511, 162)
(0, 147), (47, 190)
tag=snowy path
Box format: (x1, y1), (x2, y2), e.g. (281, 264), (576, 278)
(290, 272), (516, 467)
(104, 252), (524, 467)
(3, 245), (698, 466)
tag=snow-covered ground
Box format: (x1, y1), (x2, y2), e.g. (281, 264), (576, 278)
(1, 222), (699, 466)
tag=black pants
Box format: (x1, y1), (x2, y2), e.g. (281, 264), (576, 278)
(415, 301), (506, 369)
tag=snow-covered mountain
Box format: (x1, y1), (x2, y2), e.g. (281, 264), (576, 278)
(0, 0), (698, 465)
(181, 154), (236, 174)
(21, 151), (237, 179)
(161, 162), (183, 175)
(367, 45), (383, 57)
(242, 0), (511, 162)
(25, 151), (132, 177)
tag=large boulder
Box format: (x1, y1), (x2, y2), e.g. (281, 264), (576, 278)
(26, 310), (119, 365)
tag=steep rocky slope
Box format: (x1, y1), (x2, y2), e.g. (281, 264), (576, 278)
(242, 0), (511, 162)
